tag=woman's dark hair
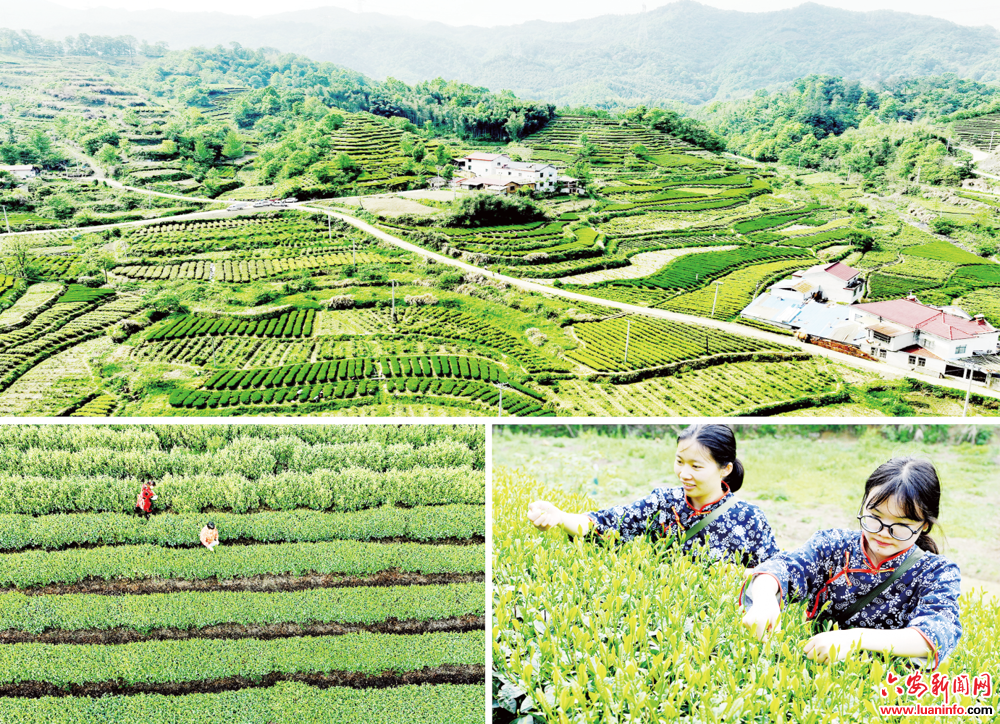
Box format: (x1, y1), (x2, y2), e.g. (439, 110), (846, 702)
(207, 522), (216, 530)
(861, 457), (940, 554)
(676, 424), (744, 492)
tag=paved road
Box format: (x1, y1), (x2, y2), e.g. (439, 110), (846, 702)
(957, 145), (1000, 181)
(298, 203), (1000, 404)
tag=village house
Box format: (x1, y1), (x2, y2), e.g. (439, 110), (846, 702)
(741, 261), (865, 329)
(456, 153), (511, 176)
(558, 175), (584, 195)
(0, 164), (39, 180)
(457, 175), (525, 194)
(770, 261), (864, 305)
(455, 153), (559, 193)
(851, 297), (999, 378)
(741, 279), (1000, 385)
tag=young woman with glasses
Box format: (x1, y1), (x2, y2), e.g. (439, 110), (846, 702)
(739, 457), (961, 670)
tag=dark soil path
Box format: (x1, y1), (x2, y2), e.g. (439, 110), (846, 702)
(0, 665), (486, 699)
(0, 614), (485, 645)
(7, 570), (485, 596)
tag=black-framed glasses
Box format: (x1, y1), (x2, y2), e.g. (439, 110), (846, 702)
(857, 514), (922, 541)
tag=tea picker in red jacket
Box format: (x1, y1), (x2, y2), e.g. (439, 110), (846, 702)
(200, 521), (219, 551)
(135, 480), (157, 520)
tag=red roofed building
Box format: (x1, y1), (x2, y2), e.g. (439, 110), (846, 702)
(851, 296), (999, 376)
(456, 153), (511, 176)
(772, 261), (863, 304)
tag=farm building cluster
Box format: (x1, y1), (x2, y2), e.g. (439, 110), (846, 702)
(742, 263), (1000, 389)
(453, 153), (582, 195)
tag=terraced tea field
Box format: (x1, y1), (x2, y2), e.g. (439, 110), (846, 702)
(2, 91), (997, 416)
(0, 425), (486, 723)
(954, 113), (1000, 151)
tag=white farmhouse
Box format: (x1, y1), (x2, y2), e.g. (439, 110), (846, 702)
(0, 165), (39, 180)
(496, 161), (558, 192)
(456, 153), (511, 176)
(771, 261), (864, 304)
(456, 154), (559, 193)
(852, 297), (999, 377)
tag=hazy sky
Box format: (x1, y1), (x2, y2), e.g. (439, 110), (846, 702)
(49, 0), (1000, 30)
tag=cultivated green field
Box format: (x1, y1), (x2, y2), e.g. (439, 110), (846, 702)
(2, 48), (998, 417)
(0, 425), (486, 722)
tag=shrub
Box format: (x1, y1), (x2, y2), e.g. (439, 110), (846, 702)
(493, 467), (1000, 724)
(405, 293), (437, 307)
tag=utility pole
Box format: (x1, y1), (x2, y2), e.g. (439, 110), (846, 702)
(963, 363), (974, 417)
(711, 281), (723, 318)
(623, 318), (631, 366)
(390, 279), (398, 325)
(494, 382), (509, 416)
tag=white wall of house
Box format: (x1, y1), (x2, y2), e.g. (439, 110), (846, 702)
(862, 328), (917, 353)
(0, 165), (38, 180)
(881, 348), (947, 376)
(458, 155), (558, 192)
(798, 269), (862, 304)
(464, 155), (511, 176)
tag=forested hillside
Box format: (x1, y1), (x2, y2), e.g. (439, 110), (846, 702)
(697, 75), (1000, 187)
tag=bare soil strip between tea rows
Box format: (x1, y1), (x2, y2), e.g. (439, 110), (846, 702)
(0, 665), (486, 699)
(0, 614), (485, 646)
(8, 571), (485, 596)
(0, 535), (485, 554)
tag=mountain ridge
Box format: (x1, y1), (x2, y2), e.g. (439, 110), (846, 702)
(4, 1), (999, 105)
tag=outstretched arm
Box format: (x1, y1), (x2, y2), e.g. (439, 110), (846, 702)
(742, 573), (782, 640)
(804, 628), (932, 665)
(527, 501), (592, 537)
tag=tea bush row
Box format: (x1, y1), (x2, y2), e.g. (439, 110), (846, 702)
(0, 541), (486, 588)
(605, 245), (810, 291)
(149, 309), (316, 341)
(0, 582), (485, 634)
(0, 466), (483, 514)
(0, 681), (485, 724)
(0, 425), (484, 458)
(0, 438), (478, 479)
(0, 505), (485, 549)
(0, 630), (485, 686)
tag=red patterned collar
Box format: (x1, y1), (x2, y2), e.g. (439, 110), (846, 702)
(685, 482), (731, 515)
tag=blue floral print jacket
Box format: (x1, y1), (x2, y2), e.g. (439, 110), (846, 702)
(585, 486), (779, 568)
(741, 528), (962, 669)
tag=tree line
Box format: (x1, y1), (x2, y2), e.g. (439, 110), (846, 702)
(0, 29), (168, 58)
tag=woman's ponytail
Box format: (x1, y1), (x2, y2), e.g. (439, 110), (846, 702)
(725, 458), (745, 492)
(915, 530), (939, 554)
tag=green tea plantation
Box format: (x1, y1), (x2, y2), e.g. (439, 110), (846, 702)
(0, 425), (486, 723)
(492, 467), (1000, 723)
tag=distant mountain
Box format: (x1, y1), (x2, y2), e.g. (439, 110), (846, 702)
(6, 1), (1000, 106)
